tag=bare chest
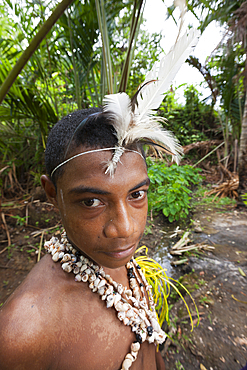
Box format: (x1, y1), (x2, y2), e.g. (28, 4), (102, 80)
(46, 293), (158, 370)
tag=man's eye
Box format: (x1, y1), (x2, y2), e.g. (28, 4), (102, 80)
(81, 198), (102, 207)
(130, 190), (145, 200)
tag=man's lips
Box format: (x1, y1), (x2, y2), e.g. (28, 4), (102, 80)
(103, 244), (136, 259)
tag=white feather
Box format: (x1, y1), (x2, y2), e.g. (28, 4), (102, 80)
(103, 93), (132, 145)
(134, 28), (200, 123)
(124, 120), (183, 164)
(102, 28), (200, 167)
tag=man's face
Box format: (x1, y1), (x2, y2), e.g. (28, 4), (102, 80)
(55, 147), (149, 269)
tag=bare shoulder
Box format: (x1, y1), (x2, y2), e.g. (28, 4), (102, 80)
(0, 254), (75, 370)
(0, 255), (164, 370)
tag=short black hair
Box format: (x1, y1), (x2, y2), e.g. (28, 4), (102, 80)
(45, 108), (145, 186)
(45, 108), (119, 184)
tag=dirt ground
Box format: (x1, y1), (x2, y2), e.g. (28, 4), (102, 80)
(0, 189), (247, 370)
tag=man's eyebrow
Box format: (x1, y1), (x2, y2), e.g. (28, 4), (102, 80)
(129, 178), (150, 192)
(68, 186), (110, 195)
(68, 178), (150, 195)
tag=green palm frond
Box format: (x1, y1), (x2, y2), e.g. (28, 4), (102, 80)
(135, 246), (199, 330)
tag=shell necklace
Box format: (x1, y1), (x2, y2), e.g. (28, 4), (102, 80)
(44, 232), (166, 370)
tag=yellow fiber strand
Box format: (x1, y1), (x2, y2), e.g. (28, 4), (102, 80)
(135, 245), (199, 331)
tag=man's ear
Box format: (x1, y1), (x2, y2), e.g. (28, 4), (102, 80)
(41, 175), (58, 208)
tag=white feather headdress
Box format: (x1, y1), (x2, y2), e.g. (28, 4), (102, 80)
(50, 11), (199, 179)
(103, 27), (199, 175)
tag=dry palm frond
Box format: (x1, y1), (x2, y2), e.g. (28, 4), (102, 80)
(205, 173), (239, 199)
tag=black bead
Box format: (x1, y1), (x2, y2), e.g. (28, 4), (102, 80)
(130, 259), (133, 262)
(136, 333), (142, 343)
(137, 265), (141, 269)
(95, 272), (99, 277)
(140, 283), (144, 287)
(147, 326), (153, 334)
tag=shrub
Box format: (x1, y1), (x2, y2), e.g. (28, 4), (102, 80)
(147, 159), (202, 222)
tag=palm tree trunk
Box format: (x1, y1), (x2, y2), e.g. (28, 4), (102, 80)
(238, 89), (247, 188)
(0, 0), (74, 104)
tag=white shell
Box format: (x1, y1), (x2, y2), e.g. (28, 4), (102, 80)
(61, 262), (72, 273)
(58, 252), (65, 259)
(80, 264), (87, 272)
(75, 274), (82, 282)
(98, 279), (106, 289)
(73, 266), (80, 274)
(131, 350), (138, 360)
(105, 274), (113, 283)
(117, 284), (124, 294)
(71, 255), (77, 263)
(81, 274), (88, 282)
(131, 342), (140, 352)
(94, 277), (100, 287)
(98, 287), (106, 296)
(126, 309), (135, 318)
(130, 278), (137, 288)
(150, 318), (160, 332)
(147, 334), (155, 343)
(133, 286), (139, 295)
(113, 294), (122, 306)
(140, 331), (147, 342)
(140, 321), (146, 330)
(89, 274), (96, 283)
(106, 294), (114, 302)
(51, 248), (57, 256)
(138, 309), (146, 321)
(117, 311), (125, 321)
(123, 317), (129, 326)
(105, 286), (113, 295)
(76, 261), (82, 267)
(122, 358), (132, 370)
(115, 302), (124, 312)
(106, 299), (114, 308)
(61, 254), (71, 263)
(89, 282), (94, 289)
(125, 289), (132, 298)
(58, 244), (65, 251)
(125, 354), (134, 361)
(52, 252), (60, 262)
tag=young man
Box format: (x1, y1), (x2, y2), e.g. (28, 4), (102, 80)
(0, 107), (170, 370)
(0, 20), (198, 366)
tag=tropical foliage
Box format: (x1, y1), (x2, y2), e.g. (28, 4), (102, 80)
(1, 0), (247, 197)
(147, 159), (202, 222)
(0, 0), (163, 193)
(159, 85), (220, 146)
(175, 0), (247, 186)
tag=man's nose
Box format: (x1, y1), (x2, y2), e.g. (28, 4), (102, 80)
(103, 202), (135, 238)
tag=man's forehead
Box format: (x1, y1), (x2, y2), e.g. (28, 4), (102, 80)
(57, 148), (148, 190)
